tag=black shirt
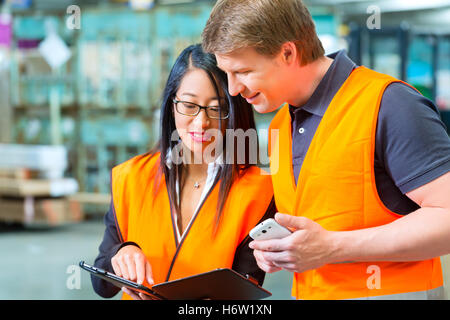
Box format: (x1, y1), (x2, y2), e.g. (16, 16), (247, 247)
(289, 50), (450, 214)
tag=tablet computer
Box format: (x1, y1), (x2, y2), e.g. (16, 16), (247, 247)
(80, 261), (271, 300)
(79, 261), (165, 300)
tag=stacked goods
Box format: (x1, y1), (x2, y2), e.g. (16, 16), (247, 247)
(0, 144), (82, 226)
(0, 144), (68, 179)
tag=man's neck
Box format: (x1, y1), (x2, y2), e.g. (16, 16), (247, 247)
(290, 56), (334, 108)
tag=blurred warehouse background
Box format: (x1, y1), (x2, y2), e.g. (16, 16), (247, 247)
(0, 0), (449, 300)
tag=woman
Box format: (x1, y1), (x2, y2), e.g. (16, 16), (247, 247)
(91, 44), (275, 300)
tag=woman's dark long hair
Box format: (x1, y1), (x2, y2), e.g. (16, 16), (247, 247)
(148, 43), (257, 230)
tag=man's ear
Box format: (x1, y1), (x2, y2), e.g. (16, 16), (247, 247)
(280, 41), (300, 66)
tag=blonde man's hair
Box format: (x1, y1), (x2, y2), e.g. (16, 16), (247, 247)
(202, 0), (324, 65)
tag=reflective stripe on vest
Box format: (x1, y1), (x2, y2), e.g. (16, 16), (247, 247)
(269, 66), (443, 300)
(111, 153), (274, 300)
(352, 286), (444, 300)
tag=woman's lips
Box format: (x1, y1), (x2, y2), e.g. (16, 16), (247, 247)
(189, 132), (211, 143)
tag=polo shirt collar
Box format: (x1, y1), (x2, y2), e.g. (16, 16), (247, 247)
(289, 50), (357, 117)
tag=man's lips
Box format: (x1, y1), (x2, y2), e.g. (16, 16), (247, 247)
(244, 93), (260, 103)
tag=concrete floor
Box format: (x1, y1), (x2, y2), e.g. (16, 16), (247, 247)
(0, 218), (293, 300)
(1, 217), (449, 300)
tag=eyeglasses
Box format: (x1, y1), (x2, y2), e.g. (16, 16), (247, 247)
(173, 98), (229, 120)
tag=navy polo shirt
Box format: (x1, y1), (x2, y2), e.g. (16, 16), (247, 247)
(289, 50), (450, 214)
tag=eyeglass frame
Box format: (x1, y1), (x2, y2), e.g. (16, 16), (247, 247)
(172, 98), (230, 120)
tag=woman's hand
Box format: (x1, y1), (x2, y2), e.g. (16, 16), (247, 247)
(111, 245), (154, 286)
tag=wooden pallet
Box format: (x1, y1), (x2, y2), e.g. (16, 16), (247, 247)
(0, 177), (78, 197)
(0, 196), (83, 226)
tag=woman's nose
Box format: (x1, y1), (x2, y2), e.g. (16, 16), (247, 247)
(193, 109), (210, 128)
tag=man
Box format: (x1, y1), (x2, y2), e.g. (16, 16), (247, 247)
(202, 0), (450, 299)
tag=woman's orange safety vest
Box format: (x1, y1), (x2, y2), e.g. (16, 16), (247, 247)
(111, 153), (273, 299)
(269, 66), (443, 300)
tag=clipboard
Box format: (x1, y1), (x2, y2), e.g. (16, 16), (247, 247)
(153, 268), (271, 300)
(80, 261), (271, 300)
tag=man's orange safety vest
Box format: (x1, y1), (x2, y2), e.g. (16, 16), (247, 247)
(111, 153), (273, 299)
(269, 66), (443, 300)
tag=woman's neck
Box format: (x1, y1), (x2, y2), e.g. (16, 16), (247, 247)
(185, 162), (209, 180)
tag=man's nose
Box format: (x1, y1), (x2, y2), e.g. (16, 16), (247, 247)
(228, 74), (245, 97)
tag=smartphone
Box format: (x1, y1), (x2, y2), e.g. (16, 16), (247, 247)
(249, 218), (292, 240)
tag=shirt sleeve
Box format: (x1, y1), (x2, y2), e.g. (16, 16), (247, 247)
(231, 197), (277, 285)
(91, 201), (140, 298)
(376, 82), (450, 195)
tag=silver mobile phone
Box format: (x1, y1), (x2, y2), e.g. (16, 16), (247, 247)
(249, 218), (292, 240)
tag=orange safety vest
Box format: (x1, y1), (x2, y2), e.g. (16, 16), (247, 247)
(111, 153), (273, 300)
(269, 66), (443, 300)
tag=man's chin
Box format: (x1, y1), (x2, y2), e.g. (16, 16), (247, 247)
(252, 102), (280, 114)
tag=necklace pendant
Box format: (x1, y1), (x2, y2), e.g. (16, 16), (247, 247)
(194, 182), (200, 189)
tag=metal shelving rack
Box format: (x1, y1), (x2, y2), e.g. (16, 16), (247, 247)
(347, 23), (450, 133)
(8, 2), (215, 214)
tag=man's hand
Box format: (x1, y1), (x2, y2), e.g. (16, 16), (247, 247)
(249, 212), (336, 273)
(111, 245), (154, 286)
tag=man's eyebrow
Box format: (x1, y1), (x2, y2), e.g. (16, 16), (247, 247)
(217, 63), (241, 74)
(221, 66), (250, 75)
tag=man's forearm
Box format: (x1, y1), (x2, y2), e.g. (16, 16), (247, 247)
(330, 207), (450, 263)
